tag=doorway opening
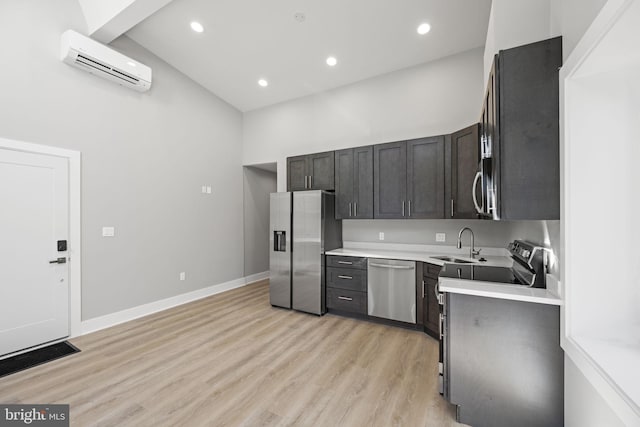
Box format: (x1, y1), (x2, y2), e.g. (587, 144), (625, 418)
(243, 163), (277, 282)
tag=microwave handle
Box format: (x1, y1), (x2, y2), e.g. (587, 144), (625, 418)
(472, 171), (483, 214)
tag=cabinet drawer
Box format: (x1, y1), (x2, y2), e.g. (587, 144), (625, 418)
(425, 262), (442, 279)
(327, 288), (367, 315)
(327, 267), (367, 292)
(326, 255), (367, 270)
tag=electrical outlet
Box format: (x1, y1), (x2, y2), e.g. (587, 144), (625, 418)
(179, 272), (186, 281)
(201, 185), (207, 194)
(379, 232), (385, 241)
(206, 186), (212, 194)
(436, 233), (446, 242)
(102, 227), (115, 237)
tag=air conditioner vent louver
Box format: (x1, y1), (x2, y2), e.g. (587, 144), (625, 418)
(61, 30), (151, 92)
(75, 54), (140, 84)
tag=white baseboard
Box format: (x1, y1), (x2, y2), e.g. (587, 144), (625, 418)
(80, 272), (269, 336)
(244, 271), (270, 283)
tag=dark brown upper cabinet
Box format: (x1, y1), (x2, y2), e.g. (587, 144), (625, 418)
(483, 37), (562, 220)
(407, 136), (445, 219)
(448, 124), (480, 219)
(373, 141), (407, 219)
(286, 151), (335, 191)
(287, 155), (307, 191)
(374, 137), (445, 219)
(335, 146), (373, 219)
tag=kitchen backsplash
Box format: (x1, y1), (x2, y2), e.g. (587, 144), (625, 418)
(342, 219), (560, 275)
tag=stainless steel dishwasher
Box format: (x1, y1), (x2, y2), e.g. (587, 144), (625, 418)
(367, 259), (416, 324)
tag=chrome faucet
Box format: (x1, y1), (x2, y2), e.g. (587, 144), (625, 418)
(457, 227), (481, 259)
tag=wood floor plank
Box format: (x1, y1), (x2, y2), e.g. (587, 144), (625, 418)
(0, 279), (465, 426)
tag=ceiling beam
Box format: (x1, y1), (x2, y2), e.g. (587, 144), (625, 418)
(78, 0), (174, 44)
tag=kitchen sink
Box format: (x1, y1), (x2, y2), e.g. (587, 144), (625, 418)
(432, 255), (476, 264)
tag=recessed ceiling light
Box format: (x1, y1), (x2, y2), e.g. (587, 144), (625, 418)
(326, 56), (337, 67)
(417, 23), (431, 35)
(190, 21), (204, 33)
(258, 79), (268, 87)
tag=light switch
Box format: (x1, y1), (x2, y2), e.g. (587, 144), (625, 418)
(206, 186), (212, 194)
(201, 185), (207, 193)
(179, 272), (186, 281)
(102, 227), (115, 237)
(379, 232), (385, 241)
(436, 233), (446, 242)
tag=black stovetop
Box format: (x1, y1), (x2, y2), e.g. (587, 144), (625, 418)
(439, 264), (523, 285)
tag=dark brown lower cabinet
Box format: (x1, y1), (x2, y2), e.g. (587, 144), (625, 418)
(423, 262), (442, 338)
(326, 255), (367, 316)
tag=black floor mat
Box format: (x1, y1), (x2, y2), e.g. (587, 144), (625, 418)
(0, 342), (80, 378)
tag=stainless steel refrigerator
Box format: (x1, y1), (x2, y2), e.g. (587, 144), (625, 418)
(269, 190), (342, 315)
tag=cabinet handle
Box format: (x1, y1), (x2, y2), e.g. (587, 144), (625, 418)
(422, 280), (425, 298)
(309, 175), (313, 189)
(408, 200), (411, 217)
(451, 199), (454, 217)
(354, 202), (357, 217)
(337, 261), (353, 265)
(304, 175), (308, 189)
(338, 296), (353, 301)
(338, 275), (353, 280)
(349, 202), (352, 217)
(439, 313), (444, 339)
(402, 201), (405, 217)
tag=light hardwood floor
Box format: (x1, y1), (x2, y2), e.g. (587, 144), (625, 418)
(0, 280), (464, 427)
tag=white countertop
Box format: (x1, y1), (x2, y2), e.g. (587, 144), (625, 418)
(325, 242), (562, 306)
(325, 244), (513, 268)
(438, 277), (562, 305)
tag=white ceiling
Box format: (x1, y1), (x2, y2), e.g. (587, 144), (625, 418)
(126, 0), (492, 112)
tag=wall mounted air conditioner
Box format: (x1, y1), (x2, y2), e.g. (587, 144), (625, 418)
(60, 30), (152, 92)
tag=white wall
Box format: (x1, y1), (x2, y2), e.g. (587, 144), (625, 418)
(0, 0), (244, 320)
(483, 0), (557, 86)
(483, 0), (607, 84)
(243, 166), (277, 276)
(551, 0), (608, 61)
(565, 356), (625, 427)
(243, 48), (485, 192)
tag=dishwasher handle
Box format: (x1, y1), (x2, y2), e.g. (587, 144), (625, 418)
(369, 262), (415, 270)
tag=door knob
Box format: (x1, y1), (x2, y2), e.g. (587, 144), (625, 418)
(49, 257), (67, 264)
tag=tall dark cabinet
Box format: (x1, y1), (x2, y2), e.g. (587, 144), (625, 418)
(373, 141), (407, 219)
(407, 136), (445, 219)
(286, 151), (335, 191)
(482, 37), (562, 220)
(448, 124), (480, 219)
(335, 146), (373, 219)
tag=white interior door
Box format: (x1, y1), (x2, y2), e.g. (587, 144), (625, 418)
(0, 149), (70, 357)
